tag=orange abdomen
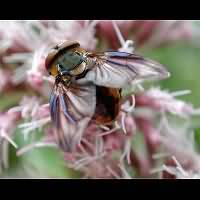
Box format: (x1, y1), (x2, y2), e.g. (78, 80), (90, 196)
(92, 86), (121, 125)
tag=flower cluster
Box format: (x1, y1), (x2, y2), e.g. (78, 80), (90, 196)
(0, 20), (200, 178)
(97, 20), (195, 49)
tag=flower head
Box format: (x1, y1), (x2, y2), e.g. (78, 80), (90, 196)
(0, 20), (200, 178)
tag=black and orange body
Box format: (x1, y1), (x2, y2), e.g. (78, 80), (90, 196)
(45, 40), (169, 152)
(92, 86), (121, 125)
(46, 40), (122, 127)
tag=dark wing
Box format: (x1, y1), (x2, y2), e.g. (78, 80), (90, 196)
(49, 79), (96, 152)
(85, 51), (170, 88)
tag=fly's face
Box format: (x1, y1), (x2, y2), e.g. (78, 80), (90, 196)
(45, 41), (88, 83)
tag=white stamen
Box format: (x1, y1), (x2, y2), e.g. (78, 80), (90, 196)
(1, 138), (9, 169)
(17, 142), (57, 156)
(150, 166), (165, 174)
(73, 152), (106, 170)
(31, 102), (40, 117)
(0, 129), (18, 149)
(172, 156), (189, 177)
(118, 40), (135, 53)
(74, 157), (94, 170)
(131, 79), (145, 92)
(136, 83), (145, 92)
(112, 20), (125, 46)
(98, 126), (120, 137)
(18, 117), (51, 136)
(81, 138), (94, 151)
(120, 139), (132, 164)
(121, 112), (127, 134)
(78, 143), (90, 155)
(99, 125), (110, 131)
(121, 95), (136, 113)
(3, 53), (32, 63)
(95, 137), (104, 156)
(106, 165), (121, 179)
(162, 165), (177, 175)
(171, 90), (191, 97)
(18, 117), (51, 128)
(152, 152), (170, 159)
(112, 20), (135, 53)
(118, 163), (132, 179)
(7, 106), (23, 113)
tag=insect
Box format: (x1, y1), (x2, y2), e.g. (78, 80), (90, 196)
(45, 40), (170, 152)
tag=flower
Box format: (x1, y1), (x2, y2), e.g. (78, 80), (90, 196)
(0, 20), (200, 178)
(135, 87), (200, 118)
(9, 96), (51, 138)
(160, 156), (200, 179)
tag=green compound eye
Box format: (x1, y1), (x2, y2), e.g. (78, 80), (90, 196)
(56, 50), (83, 71)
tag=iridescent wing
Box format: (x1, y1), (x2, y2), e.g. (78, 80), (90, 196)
(49, 78), (96, 152)
(85, 51), (170, 88)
